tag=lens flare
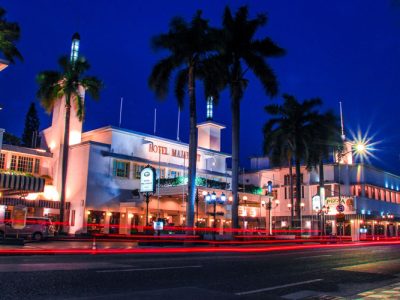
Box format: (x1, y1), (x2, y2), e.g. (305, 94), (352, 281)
(349, 128), (379, 163)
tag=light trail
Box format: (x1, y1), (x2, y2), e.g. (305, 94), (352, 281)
(0, 240), (399, 255)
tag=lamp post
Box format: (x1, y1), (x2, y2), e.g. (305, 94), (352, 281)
(242, 195), (248, 231)
(262, 198), (279, 235)
(205, 191), (226, 240)
(317, 205), (330, 236)
(300, 202), (305, 235)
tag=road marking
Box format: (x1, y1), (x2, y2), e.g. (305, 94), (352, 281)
(97, 265), (202, 273)
(295, 255), (332, 260)
(235, 279), (323, 296)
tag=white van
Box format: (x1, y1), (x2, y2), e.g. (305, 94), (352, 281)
(0, 217), (56, 241)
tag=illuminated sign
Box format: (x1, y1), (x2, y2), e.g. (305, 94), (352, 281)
(326, 197), (354, 214)
(312, 195), (321, 211)
(148, 144), (201, 161)
(11, 205), (27, 230)
(140, 166), (156, 193)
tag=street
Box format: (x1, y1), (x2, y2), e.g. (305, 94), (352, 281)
(0, 243), (400, 299)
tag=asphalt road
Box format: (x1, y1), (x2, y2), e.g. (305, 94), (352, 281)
(0, 244), (400, 299)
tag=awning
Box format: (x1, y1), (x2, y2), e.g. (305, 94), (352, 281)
(0, 173), (45, 193)
(0, 198), (68, 209)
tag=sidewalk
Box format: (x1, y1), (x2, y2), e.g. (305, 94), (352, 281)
(352, 282), (400, 299)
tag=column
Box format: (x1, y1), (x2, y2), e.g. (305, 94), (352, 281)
(331, 220), (337, 235)
(384, 221), (387, 238)
(371, 221), (375, 240)
(103, 213), (110, 234)
(351, 219), (360, 242)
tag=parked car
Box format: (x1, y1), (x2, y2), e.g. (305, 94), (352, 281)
(0, 217), (56, 241)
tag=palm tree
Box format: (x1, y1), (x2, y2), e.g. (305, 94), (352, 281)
(306, 111), (342, 208)
(37, 54), (102, 233)
(0, 7), (23, 63)
(148, 11), (223, 229)
(264, 94), (322, 227)
(263, 109), (295, 226)
(215, 6), (285, 229)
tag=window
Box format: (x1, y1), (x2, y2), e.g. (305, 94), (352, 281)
(284, 187), (287, 199)
(113, 160), (130, 178)
(0, 153), (5, 169)
(10, 155), (17, 170)
(17, 156), (33, 173)
(284, 174), (303, 185)
(34, 158), (40, 174)
(168, 170), (180, 178)
(133, 164), (144, 179)
(156, 168), (166, 179)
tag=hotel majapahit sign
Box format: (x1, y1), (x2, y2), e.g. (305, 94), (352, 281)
(148, 143), (201, 162)
(140, 166), (156, 193)
(325, 196), (354, 214)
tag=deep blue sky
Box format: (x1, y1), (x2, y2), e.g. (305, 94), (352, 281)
(2, 0), (400, 173)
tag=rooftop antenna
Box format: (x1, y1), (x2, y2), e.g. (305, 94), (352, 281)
(177, 108), (181, 141)
(339, 101), (345, 141)
(153, 108), (157, 135)
(119, 97), (123, 127)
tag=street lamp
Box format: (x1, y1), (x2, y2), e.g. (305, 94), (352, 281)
(242, 195), (248, 230)
(205, 191), (226, 240)
(262, 198), (279, 235)
(316, 205), (330, 236)
(300, 202), (305, 235)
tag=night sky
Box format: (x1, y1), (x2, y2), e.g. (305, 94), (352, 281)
(2, 0), (400, 173)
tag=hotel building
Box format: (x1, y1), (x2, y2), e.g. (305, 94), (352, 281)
(242, 151), (400, 240)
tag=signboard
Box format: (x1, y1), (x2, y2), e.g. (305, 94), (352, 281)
(326, 197), (354, 214)
(11, 205), (27, 230)
(312, 195), (321, 211)
(140, 166), (156, 193)
(336, 204), (345, 213)
(153, 221), (164, 230)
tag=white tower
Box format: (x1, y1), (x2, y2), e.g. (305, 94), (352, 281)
(197, 96), (225, 152)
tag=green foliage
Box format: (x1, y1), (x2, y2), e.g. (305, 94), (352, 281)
(0, 7), (23, 63)
(159, 176), (230, 190)
(239, 184), (263, 195)
(36, 55), (103, 121)
(3, 131), (21, 146)
(22, 102), (40, 148)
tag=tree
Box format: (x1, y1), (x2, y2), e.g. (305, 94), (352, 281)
(263, 109), (295, 226)
(264, 94), (322, 227)
(148, 11), (223, 229)
(0, 7), (22, 63)
(3, 131), (21, 146)
(215, 6), (285, 229)
(37, 53), (102, 233)
(22, 102), (40, 148)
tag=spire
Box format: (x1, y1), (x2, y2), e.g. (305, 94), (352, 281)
(339, 101), (345, 141)
(70, 32), (80, 63)
(206, 96), (213, 120)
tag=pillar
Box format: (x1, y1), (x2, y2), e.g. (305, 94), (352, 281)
(384, 221), (387, 238)
(371, 221), (375, 239)
(103, 213), (110, 234)
(351, 219), (360, 242)
(332, 220), (337, 235)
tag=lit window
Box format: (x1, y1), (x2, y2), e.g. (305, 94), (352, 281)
(34, 159), (40, 174)
(113, 160), (130, 178)
(0, 153), (5, 169)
